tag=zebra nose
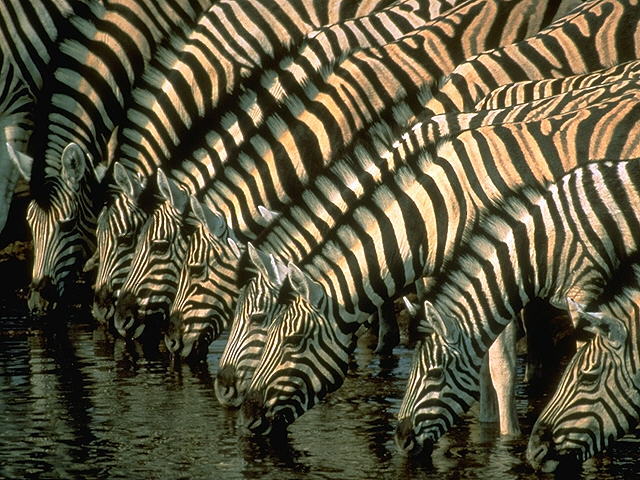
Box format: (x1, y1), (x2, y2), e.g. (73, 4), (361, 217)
(164, 333), (181, 354)
(395, 418), (419, 455)
(527, 422), (557, 472)
(240, 389), (269, 433)
(28, 277), (58, 315)
(215, 365), (242, 407)
(114, 291), (140, 338)
(92, 286), (115, 324)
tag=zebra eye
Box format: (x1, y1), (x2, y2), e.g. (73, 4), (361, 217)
(120, 233), (135, 246)
(188, 263), (207, 277)
(284, 334), (304, 349)
(151, 239), (170, 253)
(429, 367), (444, 380)
(249, 313), (267, 324)
(59, 217), (75, 232)
(578, 367), (601, 386)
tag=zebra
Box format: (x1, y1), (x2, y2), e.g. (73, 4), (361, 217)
(233, 93), (640, 435)
(395, 157), (640, 457)
(114, 0), (566, 340)
(92, 0), (438, 327)
(213, 74), (640, 409)
(11, 0), (212, 316)
(526, 263), (640, 472)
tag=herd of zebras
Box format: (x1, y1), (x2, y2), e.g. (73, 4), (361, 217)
(2, 0), (640, 472)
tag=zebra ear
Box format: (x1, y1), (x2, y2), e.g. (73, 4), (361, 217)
(247, 242), (286, 286)
(423, 301), (459, 344)
(286, 262), (323, 307)
(60, 143), (86, 190)
(114, 163), (141, 200)
(402, 296), (420, 318)
(568, 297), (627, 348)
(255, 205), (280, 227)
(227, 237), (241, 259)
(157, 169), (188, 212)
(6, 142), (33, 181)
(202, 205), (227, 238)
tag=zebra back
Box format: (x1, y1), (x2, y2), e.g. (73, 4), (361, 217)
(214, 75), (640, 404)
(426, 0), (640, 114)
(397, 157), (640, 457)
(237, 94), (640, 435)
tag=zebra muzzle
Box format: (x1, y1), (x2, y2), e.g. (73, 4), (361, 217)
(28, 277), (59, 316)
(215, 365), (243, 407)
(395, 418), (429, 457)
(240, 390), (271, 435)
(526, 422), (560, 472)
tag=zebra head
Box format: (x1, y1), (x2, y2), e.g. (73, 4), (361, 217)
(395, 299), (478, 457)
(91, 163), (151, 325)
(165, 196), (242, 361)
(18, 143), (104, 315)
(527, 296), (640, 472)
(239, 263), (352, 435)
(215, 243), (289, 408)
(114, 169), (189, 340)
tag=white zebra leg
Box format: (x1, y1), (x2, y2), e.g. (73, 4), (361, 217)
(478, 354), (498, 423)
(488, 320), (521, 436)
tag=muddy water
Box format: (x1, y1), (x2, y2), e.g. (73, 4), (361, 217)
(1, 310), (640, 480)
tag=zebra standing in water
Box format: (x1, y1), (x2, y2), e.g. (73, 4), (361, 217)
(12, 0), (212, 316)
(116, 0), (569, 341)
(211, 72), (640, 413)
(92, 0), (419, 328)
(395, 157), (640, 457)
(234, 93), (640, 436)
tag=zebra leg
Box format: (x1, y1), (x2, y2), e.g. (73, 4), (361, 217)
(488, 320), (521, 436)
(374, 300), (399, 355)
(478, 355), (498, 423)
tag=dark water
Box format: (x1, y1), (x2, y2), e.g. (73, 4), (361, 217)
(2, 311), (640, 480)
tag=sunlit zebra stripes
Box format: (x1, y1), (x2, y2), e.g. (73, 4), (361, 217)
(214, 74), (640, 406)
(397, 158), (640, 457)
(237, 94), (640, 435)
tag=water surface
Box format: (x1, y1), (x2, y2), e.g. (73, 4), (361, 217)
(1, 310), (639, 480)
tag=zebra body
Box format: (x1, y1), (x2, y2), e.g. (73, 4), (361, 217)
(396, 157), (640, 457)
(235, 94), (640, 435)
(214, 75), (640, 406)
(115, 0), (564, 340)
(527, 263), (640, 472)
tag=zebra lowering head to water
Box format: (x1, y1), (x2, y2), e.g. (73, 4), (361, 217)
(236, 94), (640, 436)
(394, 158), (640, 457)
(213, 74), (640, 409)
(526, 263), (640, 472)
